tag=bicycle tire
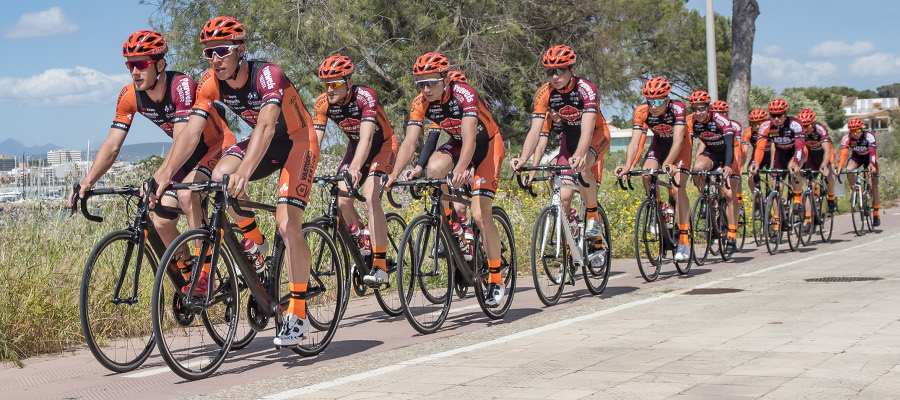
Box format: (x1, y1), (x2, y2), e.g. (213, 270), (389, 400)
(737, 206), (747, 251)
(396, 214), (453, 334)
(674, 216), (694, 275)
(718, 200), (733, 262)
(80, 230), (157, 373)
(584, 204), (612, 295)
(374, 213), (407, 317)
(786, 195), (801, 252)
(635, 199), (662, 282)
(151, 229), (238, 380)
(530, 206), (566, 306)
(850, 187), (864, 235)
(799, 192), (815, 246)
(474, 207), (517, 319)
(691, 196), (711, 265)
(863, 188), (874, 233)
(751, 191), (765, 247)
(819, 194), (834, 243)
(201, 248), (257, 350)
(763, 192), (781, 255)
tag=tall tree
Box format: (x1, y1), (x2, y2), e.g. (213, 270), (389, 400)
(726, 0), (759, 128)
(877, 83), (900, 99)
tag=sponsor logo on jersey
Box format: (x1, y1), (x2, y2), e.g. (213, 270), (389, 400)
(439, 118), (463, 135)
(558, 105), (582, 121)
(241, 110), (259, 126)
(261, 66), (276, 90)
(280, 182), (288, 194)
(453, 84), (475, 103)
(177, 79), (192, 105)
(357, 88), (376, 108)
(339, 118), (362, 133)
(652, 124), (673, 136)
(160, 122), (174, 135)
(577, 79), (597, 101)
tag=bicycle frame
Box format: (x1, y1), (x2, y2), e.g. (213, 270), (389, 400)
(618, 169), (680, 248)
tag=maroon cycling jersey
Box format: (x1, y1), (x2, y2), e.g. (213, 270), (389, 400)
(407, 82), (500, 143)
(759, 117), (805, 152)
(632, 100), (688, 144)
(687, 111), (736, 165)
(840, 131), (877, 165)
(193, 60), (313, 141)
(313, 85), (394, 148)
(531, 77), (602, 139)
(805, 122), (831, 151)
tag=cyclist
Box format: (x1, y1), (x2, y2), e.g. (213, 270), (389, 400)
(688, 95), (740, 254)
(742, 108), (769, 217)
(312, 55), (398, 285)
(388, 53), (507, 307)
(616, 77), (692, 262)
(70, 30), (236, 280)
(713, 100), (746, 215)
(796, 108), (837, 213)
(511, 45), (610, 243)
(748, 98), (806, 217)
(837, 117), (881, 226)
(177, 16), (319, 346)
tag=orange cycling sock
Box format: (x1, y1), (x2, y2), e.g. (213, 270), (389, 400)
(444, 207), (454, 223)
(237, 218), (264, 245)
(286, 283), (307, 319)
(727, 224), (737, 240)
(874, 205), (880, 217)
(737, 193), (744, 205)
(372, 245), (387, 272)
(678, 224), (690, 245)
(488, 258), (503, 285)
(828, 193), (835, 201)
(793, 191), (801, 204)
(585, 205), (599, 222)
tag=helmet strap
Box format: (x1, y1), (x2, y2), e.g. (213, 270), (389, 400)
(147, 60), (164, 91)
(229, 57), (244, 81)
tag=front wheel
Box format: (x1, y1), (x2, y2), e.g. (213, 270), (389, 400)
(691, 196), (711, 265)
(763, 192), (782, 255)
(530, 206), (566, 306)
(799, 192), (815, 246)
(751, 191), (765, 247)
(635, 199), (662, 282)
(819, 195), (834, 243)
(474, 207), (517, 319)
(583, 204), (612, 295)
(786, 197), (802, 251)
(373, 213), (407, 317)
(396, 215), (453, 334)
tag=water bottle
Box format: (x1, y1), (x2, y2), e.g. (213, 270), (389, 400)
(567, 208), (579, 239)
(459, 216), (475, 261)
(241, 238), (265, 274)
(450, 221), (469, 256)
(360, 226), (371, 256)
(662, 203), (674, 230)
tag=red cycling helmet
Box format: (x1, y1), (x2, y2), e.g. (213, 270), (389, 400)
(200, 16), (247, 43)
(767, 98), (789, 113)
(688, 91), (711, 104)
(412, 52), (450, 75)
(710, 100), (729, 112)
(642, 77), (671, 98)
(318, 55), (354, 79)
(749, 108), (768, 122)
(447, 70), (467, 83)
(122, 30), (167, 57)
(847, 118), (865, 131)
(542, 45), (577, 68)
(796, 108), (817, 126)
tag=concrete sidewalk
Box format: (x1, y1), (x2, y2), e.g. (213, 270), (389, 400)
(215, 227), (900, 400)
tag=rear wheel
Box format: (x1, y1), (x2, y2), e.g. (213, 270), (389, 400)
(736, 205), (747, 251)
(635, 199), (662, 282)
(799, 192), (815, 246)
(530, 206), (566, 306)
(373, 213), (407, 317)
(786, 195), (802, 251)
(751, 191), (765, 247)
(819, 194), (834, 242)
(691, 196), (711, 265)
(763, 192), (782, 255)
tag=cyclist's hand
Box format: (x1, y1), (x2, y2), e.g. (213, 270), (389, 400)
(68, 182), (88, 208)
(868, 164), (876, 174)
(385, 173), (398, 188)
(523, 171), (535, 186)
(748, 163), (757, 175)
(663, 163), (676, 175)
(228, 171), (249, 199)
(509, 157), (523, 172)
(835, 167), (842, 176)
(451, 166), (470, 188)
(723, 166), (732, 179)
(570, 155), (586, 172)
(347, 169), (362, 189)
(405, 166), (423, 181)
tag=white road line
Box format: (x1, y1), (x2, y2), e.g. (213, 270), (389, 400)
(448, 304), (481, 314)
(738, 232), (899, 278)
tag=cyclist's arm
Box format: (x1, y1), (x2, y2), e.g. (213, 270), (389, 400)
(664, 125), (686, 166)
(454, 116), (478, 175)
(532, 134), (549, 167)
(623, 128), (644, 170)
(573, 112), (596, 160)
(417, 125), (441, 169)
(820, 141), (833, 170)
(154, 121), (201, 185)
(80, 127), (127, 189)
(235, 103), (279, 179)
(518, 116), (545, 166)
(349, 121), (376, 172)
(869, 134), (878, 167)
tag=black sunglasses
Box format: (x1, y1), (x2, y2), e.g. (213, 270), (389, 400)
(545, 67), (570, 77)
(690, 106), (709, 113)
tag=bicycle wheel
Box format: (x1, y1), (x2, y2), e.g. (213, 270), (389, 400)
(310, 216), (354, 317)
(819, 194), (834, 243)
(850, 187), (864, 235)
(691, 196), (711, 265)
(763, 192), (782, 255)
(583, 204), (612, 295)
(201, 247), (257, 350)
(151, 229), (238, 380)
(80, 230), (157, 373)
(786, 197), (802, 251)
(474, 207), (517, 319)
(737, 206), (747, 251)
(635, 199), (662, 282)
(751, 191), (765, 247)
(863, 189), (874, 232)
(374, 213), (407, 317)
(396, 214), (453, 334)
(674, 217), (694, 275)
(273, 223), (344, 357)
(718, 202), (733, 261)
(799, 192), (815, 246)
(530, 206), (566, 306)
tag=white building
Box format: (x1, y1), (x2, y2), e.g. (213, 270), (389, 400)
(47, 149), (82, 165)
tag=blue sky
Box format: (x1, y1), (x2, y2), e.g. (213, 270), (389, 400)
(1, 1), (899, 150)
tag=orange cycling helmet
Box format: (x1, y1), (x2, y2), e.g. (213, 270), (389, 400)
(642, 77), (671, 98)
(412, 52), (450, 75)
(767, 98), (789, 113)
(447, 70), (467, 83)
(847, 118), (865, 130)
(749, 108), (768, 122)
(200, 16), (247, 43)
(796, 108), (816, 126)
(688, 91), (711, 104)
(318, 55), (354, 79)
(122, 30), (167, 57)
(542, 45), (577, 68)
(711, 100), (729, 112)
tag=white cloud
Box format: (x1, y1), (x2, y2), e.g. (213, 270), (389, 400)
(752, 55), (838, 87)
(850, 52), (900, 77)
(0, 67), (131, 106)
(4, 7), (79, 39)
(809, 40), (876, 58)
(761, 45), (784, 57)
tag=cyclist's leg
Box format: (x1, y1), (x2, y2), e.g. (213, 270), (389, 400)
(871, 165), (880, 220)
(427, 144), (455, 221)
(727, 156), (742, 243)
(365, 140), (397, 274)
(672, 144), (692, 247)
(471, 136), (504, 287)
(211, 147), (266, 246)
(691, 153), (714, 190)
(578, 149), (600, 214)
(336, 149), (364, 228)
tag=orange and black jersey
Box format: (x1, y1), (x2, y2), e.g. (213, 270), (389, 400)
(839, 131), (878, 167)
(407, 82), (500, 143)
(532, 77), (603, 137)
(192, 60), (314, 142)
(632, 100), (688, 155)
(313, 85), (395, 148)
(805, 122), (831, 151)
(687, 111), (736, 166)
(112, 71), (229, 146)
(754, 117), (805, 165)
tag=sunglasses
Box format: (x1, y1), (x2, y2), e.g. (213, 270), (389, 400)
(545, 67), (570, 78)
(202, 44), (241, 60)
(415, 78), (443, 91)
(322, 80), (346, 90)
(690, 106), (709, 113)
(647, 98), (666, 107)
(125, 59), (156, 71)
(770, 113), (785, 118)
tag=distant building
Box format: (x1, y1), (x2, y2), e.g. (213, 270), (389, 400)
(840, 97), (898, 134)
(47, 149), (82, 165)
(0, 156), (14, 172)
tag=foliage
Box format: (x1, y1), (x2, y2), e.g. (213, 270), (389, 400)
(785, 87), (846, 130)
(876, 83), (900, 99)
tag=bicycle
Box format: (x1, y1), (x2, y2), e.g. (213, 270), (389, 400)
(798, 169), (834, 244)
(690, 170), (736, 263)
(841, 169), (874, 235)
(392, 173), (516, 334)
(149, 176), (344, 380)
(310, 172), (407, 317)
(745, 172), (771, 248)
(514, 165), (612, 306)
(758, 168), (802, 254)
(617, 169), (692, 282)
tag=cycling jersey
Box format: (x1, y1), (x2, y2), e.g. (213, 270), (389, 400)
(632, 100), (691, 171)
(839, 131), (877, 169)
(753, 117), (805, 166)
(193, 60), (319, 209)
(407, 82), (504, 197)
(687, 112), (739, 175)
(805, 122), (831, 151)
(532, 77), (610, 159)
(112, 71), (235, 180)
(313, 85), (398, 177)
(539, 111), (608, 184)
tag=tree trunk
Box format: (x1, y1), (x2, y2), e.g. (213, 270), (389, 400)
(726, 0), (760, 127)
